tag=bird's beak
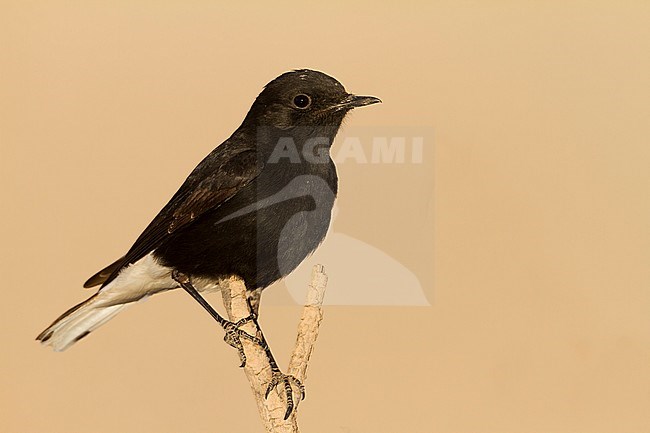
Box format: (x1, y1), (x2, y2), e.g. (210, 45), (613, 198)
(340, 94), (382, 109)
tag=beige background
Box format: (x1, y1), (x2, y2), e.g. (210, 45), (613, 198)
(2, 1), (650, 432)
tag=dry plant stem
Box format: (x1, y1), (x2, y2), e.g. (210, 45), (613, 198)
(220, 265), (328, 433)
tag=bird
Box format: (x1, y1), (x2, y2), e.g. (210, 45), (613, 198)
(36, 69), (380, 418)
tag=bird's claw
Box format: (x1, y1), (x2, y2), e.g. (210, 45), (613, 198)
(265, 369), (305, 420)
(222, 316), (260, 368)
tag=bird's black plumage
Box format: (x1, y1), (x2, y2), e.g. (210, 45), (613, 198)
(84, 69), (380, 292)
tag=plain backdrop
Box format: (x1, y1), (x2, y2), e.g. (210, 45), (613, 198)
(1, 1), (649, 432)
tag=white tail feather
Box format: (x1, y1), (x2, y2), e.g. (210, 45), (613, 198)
(37, 253), (178, 351)
(37, 296), (129, 352)
(36, 253), (223, 351)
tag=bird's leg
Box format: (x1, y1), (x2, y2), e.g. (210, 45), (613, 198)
(172, 270), (259, 367)
(240, 286), (306, 418)
(246, 288), (262, 319)
(243, 300), (305, 420)
(173, 271), (303, 419)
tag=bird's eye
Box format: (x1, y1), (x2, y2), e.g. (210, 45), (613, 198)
(293, 94), (311, 109)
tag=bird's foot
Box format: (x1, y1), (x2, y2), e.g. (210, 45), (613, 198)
(171, 269), (262, 368)
(222, 315), (261, 367)
(265, 368), (305, 420)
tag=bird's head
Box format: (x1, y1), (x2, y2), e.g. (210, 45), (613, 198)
(243, 69), (381, 131)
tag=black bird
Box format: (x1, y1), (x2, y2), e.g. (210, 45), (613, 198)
(37, 69), (380, 417)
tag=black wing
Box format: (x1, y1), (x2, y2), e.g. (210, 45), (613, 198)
(84, 147), (263, 288)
